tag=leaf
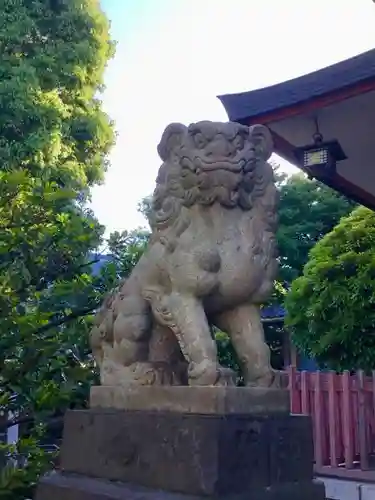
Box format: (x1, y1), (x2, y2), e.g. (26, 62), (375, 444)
(0, 1), (115, 497)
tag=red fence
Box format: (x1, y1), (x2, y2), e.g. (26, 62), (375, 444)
(287, 366), (375, 472)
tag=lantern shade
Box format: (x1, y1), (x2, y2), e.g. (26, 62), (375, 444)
(304, 149), (329, 168)
(295, 139), (347, 176)
(218, 49), (375, 209)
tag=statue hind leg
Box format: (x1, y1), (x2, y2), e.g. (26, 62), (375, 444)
(214, 303), (278, 387)
(148, 323), (188, 385)
(99, 294), (178, 387)
(148, 291), (235, 386)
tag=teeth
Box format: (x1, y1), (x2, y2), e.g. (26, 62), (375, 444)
(194, 157), (203, 170)
(181, 158), (197, 172)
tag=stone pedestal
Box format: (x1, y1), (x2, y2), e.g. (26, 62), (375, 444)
(35, 386), (326, 499)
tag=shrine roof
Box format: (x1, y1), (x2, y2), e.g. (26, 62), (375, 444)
(218, 49), (375, 209)
(218, 49), (375, 123)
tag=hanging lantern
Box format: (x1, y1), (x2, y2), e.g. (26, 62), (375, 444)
(295, 135), (347, 178)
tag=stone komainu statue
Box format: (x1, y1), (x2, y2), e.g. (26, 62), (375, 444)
(90, 121), (279, 387)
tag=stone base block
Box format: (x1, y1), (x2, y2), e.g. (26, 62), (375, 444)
(35, 387), (326, 499)
(36, 471), (326, 500)
(45, 408), (314, 496)
(90, 385), (290, 414)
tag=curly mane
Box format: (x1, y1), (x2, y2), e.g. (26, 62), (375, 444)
(148, 121), (277, 250)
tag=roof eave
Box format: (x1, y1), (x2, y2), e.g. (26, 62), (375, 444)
(218, 48), (375, 124)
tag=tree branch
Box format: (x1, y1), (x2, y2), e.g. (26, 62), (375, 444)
(13, 258), (101, 297)
(31, 302), (99, 336)
(0, 301), (100, 390)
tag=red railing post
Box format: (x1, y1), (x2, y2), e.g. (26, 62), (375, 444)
(328, 371), (339, 467)
(313, 370), (324, 467)
(357, 370), (370, 470)
(301, 371), (310, 415)
(342, 371), (354, 468)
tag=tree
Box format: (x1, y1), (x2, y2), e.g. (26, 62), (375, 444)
(277, 173), (357, 282)
(107, 228), (150, 277)
(261, 173), (357, 369)
(285, 206), (375, 372)
(0, 1), (115, 497)
(137, 195), (153, 226)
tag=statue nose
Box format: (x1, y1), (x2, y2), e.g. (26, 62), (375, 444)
(207, 137), (235, 157)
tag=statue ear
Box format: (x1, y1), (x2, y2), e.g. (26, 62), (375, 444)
(157, 123), (187, 161)
(248, 124), (273, 161)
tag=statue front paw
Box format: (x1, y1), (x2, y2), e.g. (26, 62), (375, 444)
(100, 360), (182, 387)
(214, 366), (236, 387)
(188, 360), (236, 386)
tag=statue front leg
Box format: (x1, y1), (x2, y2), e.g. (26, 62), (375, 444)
(150, 292), (234, 386)
(215, 304), (276, 387)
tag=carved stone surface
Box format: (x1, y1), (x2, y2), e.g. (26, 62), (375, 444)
(89, 121), (280, 388)
(90, 385), (290, 414)
(56, 409), (315, 497)
(36, 472), (326, 500)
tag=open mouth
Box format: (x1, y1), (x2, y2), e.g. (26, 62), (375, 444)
(181, 156), (250, 173)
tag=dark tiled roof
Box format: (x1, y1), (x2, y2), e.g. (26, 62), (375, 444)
(218, 49), (375, 122)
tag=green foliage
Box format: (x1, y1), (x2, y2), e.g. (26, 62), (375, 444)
(215, 329), (244, 385)
(285, 206), (375, 371)
(0, 425), (55, 500)
(276, 173), (357, 282)
(0, 0), (115, 186)
(0, 0), (115, 496)
(0, 226), (148, 498)
(107, 229), (149, 278)
(137, 195), (153, 226)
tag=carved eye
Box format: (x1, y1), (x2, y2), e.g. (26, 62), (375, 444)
(193, 132), (207, 149)
(233, 134), (245, 151)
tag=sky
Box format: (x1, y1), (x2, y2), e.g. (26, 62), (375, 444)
(91, 0), (375, 234)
